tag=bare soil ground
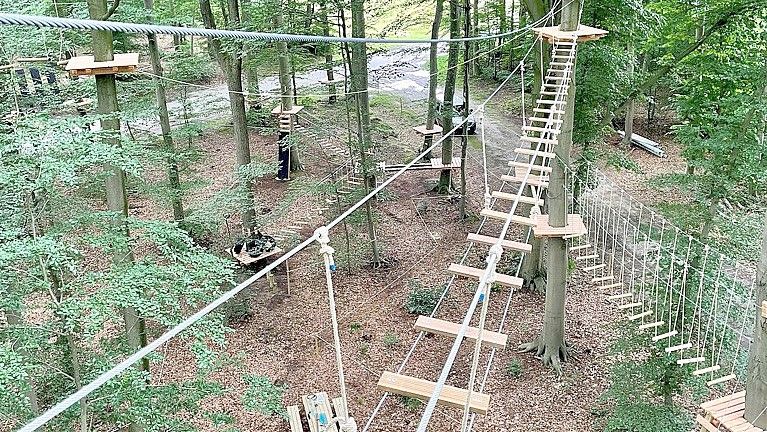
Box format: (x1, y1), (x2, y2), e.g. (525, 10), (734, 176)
(148, 88), (622, 432)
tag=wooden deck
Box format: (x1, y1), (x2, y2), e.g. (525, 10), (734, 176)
(698, 391), (764, 432)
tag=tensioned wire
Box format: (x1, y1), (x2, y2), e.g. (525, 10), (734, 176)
(0, 11), (549, 44)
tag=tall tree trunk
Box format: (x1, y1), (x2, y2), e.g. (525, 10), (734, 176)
(522, 0), (549, 102)
(86, 2), (147, 429)
(438, 0), (461, 193)
(241, 4), (261, 108)
(471, 0), (479, 76)
(746, 212), (767, 428)
(423, 0), (445, 160)
(319, 0), (337, 103)
(144, 0), (184, 222)
(350, 0), (383, 266)
(459, 0), (470, 219)
(4, 311), (42, 422)
(519, 0), (581, 373)
(274, 11), (303, 172)
(621, 42), (635, 148)
(200, 0), (257, 234)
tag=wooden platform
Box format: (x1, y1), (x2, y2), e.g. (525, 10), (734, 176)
(533, 24), (608, 43)
(414, 315), (508, 349)
(447, 263), (523, 289)
(698, 391), (764, 432)
(466, 233), (532, 253)
(413, 124), (444, 135)
(65, 53), (139, 77)
(271, 104), (305, 115)
(379, 158), (461, 171)
(377, 371), (490, 415)
(532, 214), (586, 238)
(230, 247), (283, 265)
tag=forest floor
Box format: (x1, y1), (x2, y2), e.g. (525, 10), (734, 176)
(137, 75), (631, 431)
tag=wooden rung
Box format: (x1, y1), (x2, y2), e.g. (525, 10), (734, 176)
(479, 209), (537, 227)
(701, 391), (746, 409)
(707, 374), (737, 387)
(491, 191), (544, 206)
(600, 282), (623, 289)
(414, 316), (508, 349)
(607, 292), (632, 300)
(520, 136), (559, 145)
(514, 147), (557, 159)
(568, 244), (591, 252)
(651, 330), (678, 342)
(521, 125), (559, 134)
(665, 343), (693, 353)
(447, 263), (523, 289)
(377, 371), (490, 415)
(507, 160), (552, 173)
(332, 397), (348, 419)
(528, 117), (563, 124)
(694, 365), (722, 376)
(533, 107), (565, 115)
(582, 263), (606, 271)
(287, 405), (303, 432)
(639, 321), (664, 330)
(628, 311), (652, 321)
(592, 275), (613, 283)
(549, 62), (572, 66)
(677, 357), (706, 365)
(696, 415), (720, 432)
(617, 302), (642, 310)
(466, 233), (532, 253)
(575, 254), (599, 261)
(502, 172), (550, 188)
(546, 69), (569, 74)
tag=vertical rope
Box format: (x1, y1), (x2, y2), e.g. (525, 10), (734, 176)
(480, 107), (490, 208)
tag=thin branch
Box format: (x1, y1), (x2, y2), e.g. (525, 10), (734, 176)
(101, 0), (121, 20)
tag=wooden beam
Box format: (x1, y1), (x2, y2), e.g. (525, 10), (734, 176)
(377, 371), (490, 415)
(287, 405), (303, 432)
(447, 263), (523, 289)
(414, 316), (508, 349)
(466, 233), (532, 253)
(491, 190), (544, 206)
(479, 208), (537, 227)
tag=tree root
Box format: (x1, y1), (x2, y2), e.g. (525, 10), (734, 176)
(518, 337), (571, 374)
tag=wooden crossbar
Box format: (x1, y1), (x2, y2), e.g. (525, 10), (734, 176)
(694, 365), (722, 376)
(707, 374), (737, 387)
(701, 391), (746, 410)
(521, 125), (559, 135)
(651, 330), (678, 342)
(528, 116), (563, 124)
(491, 191), (544, 206)
(521, 136), (559, 145)
(569, 244), (592, 252)
(607, 293), (632, 300)
(466, 233), (532, 253)
(593, 275), (614, 283)
(664, 343), (692, 353)
(480, 209), (537, 227)
(514, 147), (557, 159)
(502, 173), (550, 188)
(533, 107), (566, 115)
(414, 316), (508, 349)
(287, 405), (303, 432)
(600, 282), (623, 289)
(507, 160), (552, 173)
(447, 263), (523, 289)
(628, 311), (652, 321)
(677, 357), (705, 365)
(639, 321), (664, 330)
(377, 371), (490, 415)
(617, 302), (642, 310)
(582, 263), (606, 272)
(575, 254), (599, 261)
(696, 415), (720, 432)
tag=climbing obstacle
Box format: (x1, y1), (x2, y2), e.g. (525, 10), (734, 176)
(412, 124), (443, 136)
(65, 53), (139, 77)
(697, 391), (763, 432)
(287, 392), (352, 432)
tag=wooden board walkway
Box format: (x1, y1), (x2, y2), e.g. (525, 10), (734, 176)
(377, 371), (490, 415)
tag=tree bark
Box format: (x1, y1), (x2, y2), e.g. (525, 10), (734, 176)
(274, 10), (303, 172)
(350, 0), (383, 266)
(200, 0), (257, 234)
(621, 42), (635, 148)
(438, 0), (461, 193)
(144, 0), (184, 223)
(459, 0), (470, 219)
(471, 0), (479, 76)
(319, 0), (337, 103)
(519, 0), (581, 373)
(423, 0), (444, 160)
(746, 213), (767, 428)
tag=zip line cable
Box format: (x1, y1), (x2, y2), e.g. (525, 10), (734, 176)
(0, 12), (550, 44)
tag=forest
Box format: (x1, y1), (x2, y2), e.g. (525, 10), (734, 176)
(0, 0), (766, 431)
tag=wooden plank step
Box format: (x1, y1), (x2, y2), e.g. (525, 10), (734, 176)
(447, 263), (523, 289)
(514, 147), (557, 159)
(521, 136), (559, 145)
(592, 275), (613, 283)
(521, 125), (558, 133)
(600, 282), (623, 289)
(502, 173), (550, 188)
(287, 405), (303, 432)
(491, 190), (544, 206)
(466, 233), (533, 253)
(651, 330), (678, 342)
(628, 310), (652, 320)
(639, 321), (665, 330)
(547, 69), (569, 74)
(528, 116), (563, 124)
(696, 415), (720, 432)
(582, 263), (606, 271)
(665, 343), (692, 353)
(694, 365), (722, 376)
(677, 357), (706, 365)
(617, 302), (642, 310)
(707, 374), (737, 387)
(701, 391), (746, 409)
(479, 209), (537, 227)
(607, 292), (632, 300)
(533, 107), (566, 115)
(568, 244), (591, 252)
(377, 371), (490, 415)
(550, 62), (572, 66)
(576, 254), (599, 261)
(414, 315), (508, 349)
(507, 160), (552, 173)
(536, 98), (565, 105)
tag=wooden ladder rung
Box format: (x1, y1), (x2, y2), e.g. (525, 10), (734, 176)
(377, 371), (490, 415)
(549, 62), (571, 66)
(528, 116), (563, 124)
(677, 356), (706, 365)
(507, 160), (552, 173)
(414, 316), (508, 349)
(491, 190), (544, 206)
(701, 391), (746, 409)
(547, 69), (568, 74)
(628, 311), (652, 321)
(533, 107), (565, 115)
(568, 244), (591, 252)
(651, 330), (678, 342)
(514, 146), (556, 159)
(520, 136), (559, 145)
(521, 125), (558, 134)
(607, 292), (632, 300)
(576, 254), (599, 261)
(665, 343), (693, 353)
(447, 263), (523, 289)
(592, 275), (613, 283)
(466, 233), (533, 253)
(639, 320), (664, 330)
(287, 405), (303, 432)
(582, 263), (606, 271)
(617, 302), (642, 310)
(480, 208), (537, 227)
(694, 365), (722, 376)
(600, 282), (623, 289)
(707, 374), (737, 387)
(502, 172), (550, 187)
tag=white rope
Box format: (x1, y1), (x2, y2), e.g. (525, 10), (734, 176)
(480, 107), (491, 209)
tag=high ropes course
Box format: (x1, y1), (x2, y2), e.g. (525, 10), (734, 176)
(2, 3), (765, 432)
